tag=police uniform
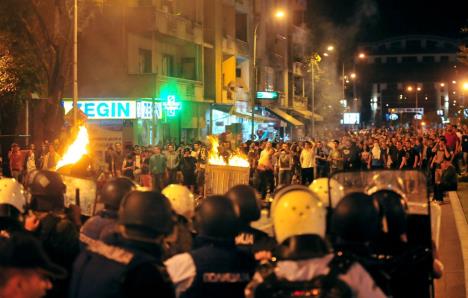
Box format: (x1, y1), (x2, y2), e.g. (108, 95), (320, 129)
(235, 225), (276, 256)
(249, 185), (385, 298)
(165, 236), (255, 298)
(248, 254), (385, 298)
(166, 195), (256, 298)
(70, 233), (175, 298)
(80, 209), (118, 240)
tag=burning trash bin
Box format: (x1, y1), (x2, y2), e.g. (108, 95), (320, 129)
(204, 136), (250, 196)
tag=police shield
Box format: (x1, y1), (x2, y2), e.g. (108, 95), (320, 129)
(328, 170), (439, 246)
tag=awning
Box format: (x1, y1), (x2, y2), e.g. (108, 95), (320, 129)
(211, 103), (233, 114)
(266, 107), (304, 126)
(293, 109), (324, 121)
(232, 110), (277, 123)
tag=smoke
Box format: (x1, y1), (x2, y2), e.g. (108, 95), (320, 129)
(305, 0), (379, 124)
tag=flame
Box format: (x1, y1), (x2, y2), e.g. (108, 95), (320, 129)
(207, 135), (250, 167)
(55, 126), (90, 170)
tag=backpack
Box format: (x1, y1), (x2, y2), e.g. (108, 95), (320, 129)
(255, 254), (354, 298)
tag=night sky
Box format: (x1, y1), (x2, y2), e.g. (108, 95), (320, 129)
(306, 0), (468, 44)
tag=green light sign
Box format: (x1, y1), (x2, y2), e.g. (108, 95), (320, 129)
(163, 95), (181, 116)
(256, 91), (279, 100)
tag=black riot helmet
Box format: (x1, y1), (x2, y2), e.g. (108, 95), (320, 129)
(100, 177), (137, 210)
(372, 190), (408, 240)
(119, 191), (175, 242)
(194, 195), (240, 240)
(226, 185), (261, 224)
(28, 170), (66, 212)
(330, 192), (380, 243)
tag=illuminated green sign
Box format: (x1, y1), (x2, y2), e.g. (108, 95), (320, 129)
(163, 95), (181, 116)
(256, 91), (279, 100)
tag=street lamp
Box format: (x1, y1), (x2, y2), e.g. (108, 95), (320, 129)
(358, 53), (366, 59)
(406, 85), (421, 109)
(327, 45), (335, 52)
(251, 8), (286, 140)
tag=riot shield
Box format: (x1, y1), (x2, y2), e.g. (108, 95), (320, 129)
(61, 175), (97, 216)
(328, 170), (440, 246)
(328, 170), (436, 298)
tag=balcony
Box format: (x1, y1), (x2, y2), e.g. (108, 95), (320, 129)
(292, 96), (308, 110)
(127, 7), (203, 44)
(155, 10), (203, 44)
(157, 76), (204, 102)
(292, 62), (304, 77)
(235, 39), (249, 57)
(222, 36), (236, 55)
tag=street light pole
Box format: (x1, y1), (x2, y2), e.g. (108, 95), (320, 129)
(251, 22), (259, 141)
(310, 57), (315, 136)
(73, 0), (78, 127)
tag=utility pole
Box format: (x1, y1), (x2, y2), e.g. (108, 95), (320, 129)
(73, 0), (78, 127)
(311, 57), (315, 136)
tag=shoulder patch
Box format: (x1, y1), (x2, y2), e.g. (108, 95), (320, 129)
(80, 234), (134, 265)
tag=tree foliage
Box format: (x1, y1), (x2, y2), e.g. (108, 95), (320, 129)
(0, 0), (102, 143)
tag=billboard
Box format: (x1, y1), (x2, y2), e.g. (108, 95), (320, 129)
(342, 112), (360, 124)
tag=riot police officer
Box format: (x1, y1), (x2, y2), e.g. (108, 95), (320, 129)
(225, 185), (276, 259)
(81, 177), (137, 240)
(70, 190), (176, 298)
(371, 189), (441, 298)
(249, 185), (385, 298)
(162, 184), (196, 258)
(26, 170), (81, 298)
(0, 178), (27, 233)
(165, 195), (256, 298)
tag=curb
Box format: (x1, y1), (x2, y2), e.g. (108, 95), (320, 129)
(448, 191), (468, 298)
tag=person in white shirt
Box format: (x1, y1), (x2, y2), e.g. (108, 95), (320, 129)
(299, 141), (315, 185)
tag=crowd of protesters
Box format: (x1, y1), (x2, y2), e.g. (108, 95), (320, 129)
(2, 124), (466, 203)
(0, 123), (465, 298)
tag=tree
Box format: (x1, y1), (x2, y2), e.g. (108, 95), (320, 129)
(0, 0), (102, 144)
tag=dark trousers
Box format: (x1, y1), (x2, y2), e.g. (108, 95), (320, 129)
(258, 169), (275, 199)
(434, 183), (457, 201)
(152, 173), (164, 192)
(301, 167), (314, 185)
(278, 170), (292, 185)
(167, 169), (178, 184)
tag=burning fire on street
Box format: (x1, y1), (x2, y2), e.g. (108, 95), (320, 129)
(55, 126), (90, 171)
(207, 135), (249, 168)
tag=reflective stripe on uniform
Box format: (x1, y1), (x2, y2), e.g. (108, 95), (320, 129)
(80, 233), (134, 265)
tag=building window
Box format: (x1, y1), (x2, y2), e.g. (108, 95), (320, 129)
(422, 56), (435, 63)
(440, 56), (449, 62)
(235, 12), (247, 42)
(162, 54), (174, 76)
(406, 40), (421, 50)
(387, 57), (398, 63)
(138, 0), (153, 6)
(390, 42), (400, 50)
(402, 56), (417, 63)
(426, 40), (437, 49)
(236, 68), (242, 78)
(138, 48), (152, 73)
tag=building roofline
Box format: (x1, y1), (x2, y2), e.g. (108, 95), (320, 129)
(359, 34), (461, 47)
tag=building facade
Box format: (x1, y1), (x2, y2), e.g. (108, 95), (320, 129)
(63, 0), (315, 149)
(355, 35), (466, 125)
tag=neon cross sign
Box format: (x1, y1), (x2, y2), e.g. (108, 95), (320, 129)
(163, 95), (181, 117)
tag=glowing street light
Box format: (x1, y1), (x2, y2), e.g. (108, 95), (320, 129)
(417, 87), (421, 91)
(358, 53), (366, 59)
(463, 82), (468, 90)
(452, 80), (457, 84)
(440, 83), (445, 87)
(275, 9), (285, 19)
(407, 86), (413, 92)
(350, 73), (356, 79)
(327, 45), (335, 52)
